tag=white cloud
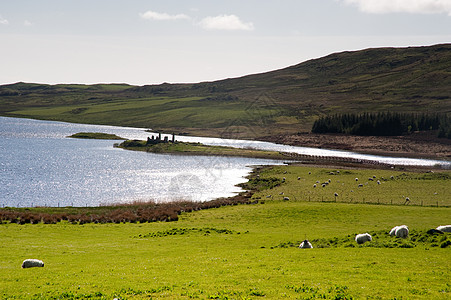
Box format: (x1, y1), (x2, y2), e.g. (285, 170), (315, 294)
(198, 14), (254, 31)
(340, 0), (451, 16)
(24, 20), (33, 26)
(0, 16), (9, 25)
(140, 10), (191, 21)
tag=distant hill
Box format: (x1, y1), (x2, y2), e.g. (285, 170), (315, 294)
(1, 44), (450, 139)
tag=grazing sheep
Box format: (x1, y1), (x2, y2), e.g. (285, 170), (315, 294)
(283, 197), (290, 201)
(282, 177), (286, 181)
(377, 180), (381, 185)
(266, 195), (272, 198)
(22, 259), (44, 268)
(395, 225), (409, 238)
(322, 184), (326, 188)
(308, 172), (311, 175)
(297, 177), (301, 180)
(358, 184), (363, 187)
(390, 225), (409, 238)
(355, 233), (372, 244)
(355, 178), (359, 181)
(368, 177), (373, 181)
(299, 240), (313, 249)
(436, 225), (451, 233)
(279, 192), (284, 195)
(313, 184), (317, 188)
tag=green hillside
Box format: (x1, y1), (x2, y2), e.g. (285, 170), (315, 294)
(1, 44), (450, 139)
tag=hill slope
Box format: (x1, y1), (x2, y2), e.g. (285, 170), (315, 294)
(1, 44), (450, 139)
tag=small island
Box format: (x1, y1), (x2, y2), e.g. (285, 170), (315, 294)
(117, 133), (291, 160)
(68, 132), (125, 140)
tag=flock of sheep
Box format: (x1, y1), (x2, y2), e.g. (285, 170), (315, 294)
(300, 225), (451, 248)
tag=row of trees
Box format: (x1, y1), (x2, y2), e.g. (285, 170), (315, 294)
(312, 112), (451, 138)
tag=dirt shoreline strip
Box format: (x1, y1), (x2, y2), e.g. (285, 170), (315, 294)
(262, 131), (451, 161)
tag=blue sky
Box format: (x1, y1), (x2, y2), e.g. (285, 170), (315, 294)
(1, 0), (451, 85)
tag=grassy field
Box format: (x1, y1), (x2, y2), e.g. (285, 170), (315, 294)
(1, 165), (450, 299)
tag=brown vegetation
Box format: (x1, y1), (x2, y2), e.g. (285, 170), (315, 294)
(263, 131), (451, 160)
(0, 193), (256, 225)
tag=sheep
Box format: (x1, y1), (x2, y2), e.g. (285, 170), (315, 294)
(436, 225), (451, 233)
(313, 184), (317, 188)
(355, 178), (359, 181)
(358, 184), (363, 187)
(368, 177), (373, 181)
(266, 195), (272, 198)
(377, 180), (381, 185)
(390, 225), (409, 238)
(283, 197), (290, 201)
(355, 233), (372, 244)
(297, 177), (301, 180)
(282, 177), (286, 181)
(299, 240), (313, 249)
(22, 259), (44, 268)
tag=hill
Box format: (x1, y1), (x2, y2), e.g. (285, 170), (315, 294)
(1, 44), (450, 140)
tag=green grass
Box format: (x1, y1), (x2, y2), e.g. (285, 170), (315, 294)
(67, 132), (125, 140)
(252, 165), (451, 207)
(1, 165), (450, 299)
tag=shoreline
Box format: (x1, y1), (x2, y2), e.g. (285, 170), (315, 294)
(261, 131), (451, 161)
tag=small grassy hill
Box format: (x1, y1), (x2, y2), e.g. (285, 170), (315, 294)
(1, 44), (450, 139)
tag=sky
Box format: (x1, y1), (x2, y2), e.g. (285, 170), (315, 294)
(1, 0), (451, 86)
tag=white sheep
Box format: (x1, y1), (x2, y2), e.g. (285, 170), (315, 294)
(436, 225), (451, 233)
(283, 196), (290, 201)
(299, 240), (313, 249)
(22, 259), (44, 268)
(389, 225), (409, 238)
(355, 233), (372, 244)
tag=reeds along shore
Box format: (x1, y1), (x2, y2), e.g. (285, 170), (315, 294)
(0, 194), (256, 225)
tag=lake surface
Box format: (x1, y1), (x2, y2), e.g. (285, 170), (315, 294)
(1, 117), (449, 207)
(0, 117), (283, 207)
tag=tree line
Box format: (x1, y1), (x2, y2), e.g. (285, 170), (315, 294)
(311, 112), (451, 138)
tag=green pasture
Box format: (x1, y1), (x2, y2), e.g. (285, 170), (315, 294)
(6, 95), (281, 133)
(1, 165), (450, 299)
(252, 165), (451, 207)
